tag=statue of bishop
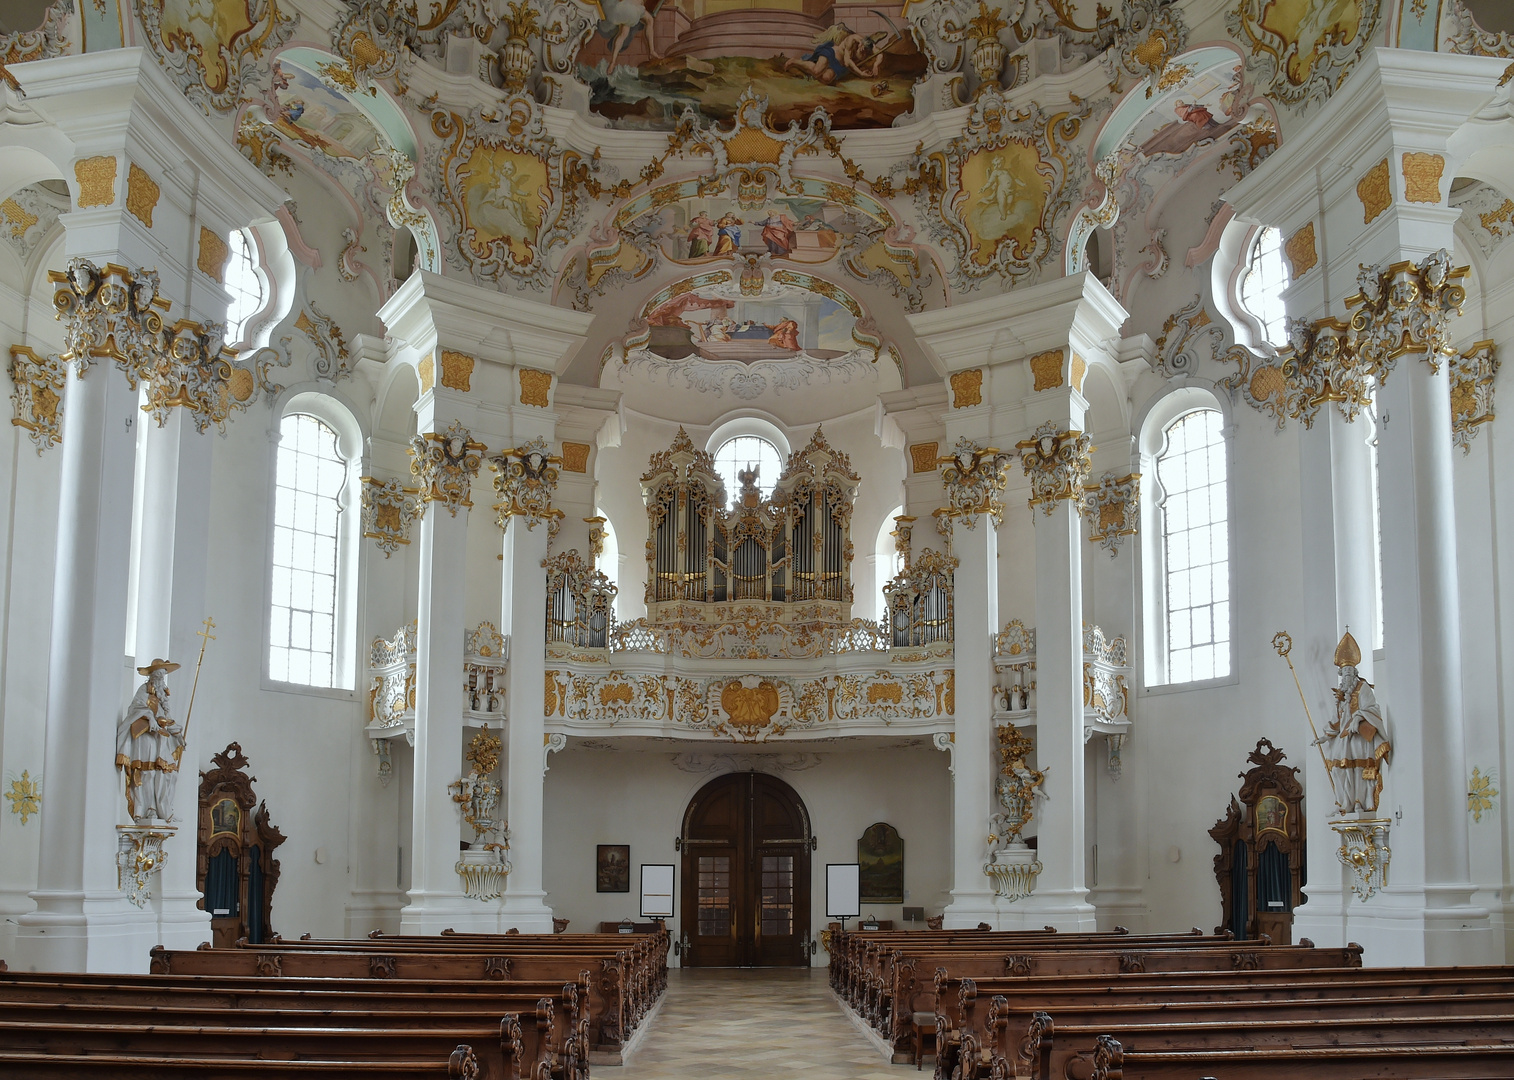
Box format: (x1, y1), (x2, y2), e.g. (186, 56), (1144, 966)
(116, 659), (185, 825)
(1313, 631), (1392, 814)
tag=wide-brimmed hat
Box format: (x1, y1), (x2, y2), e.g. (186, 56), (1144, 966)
(136, 658), (181, 676)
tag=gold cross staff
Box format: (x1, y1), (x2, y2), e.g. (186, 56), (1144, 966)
(182, 617), (216, 745)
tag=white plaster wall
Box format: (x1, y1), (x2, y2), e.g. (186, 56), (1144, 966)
(542, 742), (952, 961)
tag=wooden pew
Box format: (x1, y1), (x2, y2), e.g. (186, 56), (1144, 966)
(0, 969), (582, 1080)
(1080, 1033), (1514, 1080)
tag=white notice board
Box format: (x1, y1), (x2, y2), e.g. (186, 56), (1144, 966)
(826, 863), (861, 919)
(641, 864), (674, 919)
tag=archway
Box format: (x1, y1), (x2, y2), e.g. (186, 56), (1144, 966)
(679, 771), (812, 967)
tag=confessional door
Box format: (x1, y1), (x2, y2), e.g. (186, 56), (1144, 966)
(679, 772), (811, 967)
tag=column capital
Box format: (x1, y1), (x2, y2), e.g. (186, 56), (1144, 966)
(491, 436), (562, 534)
(409, 420), (486, 517)
(1017, 423), (1094, 515)
(939, 437), (1014, 529)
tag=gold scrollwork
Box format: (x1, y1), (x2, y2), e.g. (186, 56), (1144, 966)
(1017, 423), (1093, 515)
(410, 420), (486, 516)
(492, 436), (561, 532)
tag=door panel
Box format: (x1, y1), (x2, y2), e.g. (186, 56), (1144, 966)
(680, 773), (811, 967)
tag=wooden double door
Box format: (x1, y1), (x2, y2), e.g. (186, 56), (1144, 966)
(679, 772), (811, 967)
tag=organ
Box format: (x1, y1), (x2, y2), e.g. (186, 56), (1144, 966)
(640, 428), (860, 621)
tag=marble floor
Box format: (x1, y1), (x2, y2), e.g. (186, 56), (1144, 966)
(616, 968), (901, 1079)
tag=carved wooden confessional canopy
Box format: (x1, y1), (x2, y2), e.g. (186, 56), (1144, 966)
(641, 428), (860, 622)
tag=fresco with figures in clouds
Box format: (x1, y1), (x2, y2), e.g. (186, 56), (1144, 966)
(958, 139), (1054, 269)
(270, 62), (384, 160)
(1112, 56), (1249, 168)
(642, 277), (864, 363)
(578, 0), (926, 130)
(629, 195), (875, 266)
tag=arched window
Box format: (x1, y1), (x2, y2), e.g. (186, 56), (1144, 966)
(224, 228), (266, 345)
(1238, 226), (1290, 348)
(1142, 395), (1232, 688)
(712, 434), (782, 505)
(269, 412), (351, 688)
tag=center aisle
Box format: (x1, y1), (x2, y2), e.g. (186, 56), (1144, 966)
(618, 967), (897, 1079)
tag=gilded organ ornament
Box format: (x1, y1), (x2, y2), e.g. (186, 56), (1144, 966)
(1017, 423), (1094, 514)
(410, 421), (486, 515)
(492, 436), (561, 532)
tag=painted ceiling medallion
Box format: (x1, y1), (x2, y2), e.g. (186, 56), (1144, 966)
(139, 0), (296, 113)
(1227, 0), (1381, 110)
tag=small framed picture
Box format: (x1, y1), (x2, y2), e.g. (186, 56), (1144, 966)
(597, 844), (631, 893)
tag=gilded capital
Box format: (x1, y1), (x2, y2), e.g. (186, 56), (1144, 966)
(361, 476), (422, 555)
(1081, 472), (1140, 556)
(492, 435), (562, 532)
(409, 420), (486, 515)
(938, 436), (1014, 528)
(1017, 422), (1093, 514)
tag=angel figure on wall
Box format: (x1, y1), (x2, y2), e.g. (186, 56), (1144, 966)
(989, 722), (1047, 850)
(116, 659), (185, 825)
(1313, 630), (1392, 814)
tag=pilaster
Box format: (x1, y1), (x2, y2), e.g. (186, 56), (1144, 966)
(1227, 48), (1505, 963)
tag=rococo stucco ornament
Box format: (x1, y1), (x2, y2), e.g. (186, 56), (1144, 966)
(1081, 472), (1140, 556)
(1227, 0), (1381, 111)
(7, 345), (67, 451)
(1225, 250), (1469, 430)
(409, 420), (486, 516)
(986, 722), (1046, 902)
(1017, 422), (1094, 514)
(0, 0), (71, 92)
(361, 476), (422, 555)
(138, 0), (297, 114)
(938, 437), (1014, 528)
(1450, 341), (1499, 454)
(492, 436), (561, 532)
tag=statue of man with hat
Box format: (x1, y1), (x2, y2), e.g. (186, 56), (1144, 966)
(116, 658), (184, 825)
(1312, 630), (1392, 814)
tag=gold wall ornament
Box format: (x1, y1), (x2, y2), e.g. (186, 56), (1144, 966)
(491, 435), (561, 531)
(891, 515), (917, 571)
(0, 197), (38, 239)
(939, 1), (1010, 94)
(518, 367), (552, 407)
(1081, 473), (1140, 556)
(1450, 341), (1499, 455)
(409, 421), (486, 516)
(74, 156), (118, 208)
(1224, 250), (1469, 429)
(1331, 817), (1390, 901)
(1227, 0), (1380, 110)
(1153, 296), (1225, 378)
(1029, 349), (1065, 391)
(1468, 767), (1499, 823)
(909, 442), (940, 474)
(990, 722), (1046, 849)
(440, 350), (474, 392)
(430, 97), (598, 288)
(906, 88), (1091, 288)
(8, 345), (67, 451)
(939, 436), (1015, 528)
(584, 516), (607, 564)
(137, 0), (296, 113)
(4, 769), (39, 824)
(1070, 353), (1087, 393)
(125, 164), (159, 228)
(360, 476), (421, 556)
(117, 824), (173, 908)
(560, 441), (591, 474)
(418, 354), (435, 393)
(466, 730), (503, 776)
(1284, 223), (1318, 278)
(1017, 422), (1094, 515)
(197, 227), (230, 283)
(950, 368), (984, 408)
(1357, 158), (1392, 225)
(1402, 152), (1445, 204)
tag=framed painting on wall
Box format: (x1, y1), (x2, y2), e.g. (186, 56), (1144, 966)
(597, 844), (630, 893)
(858, 822), (904, 904)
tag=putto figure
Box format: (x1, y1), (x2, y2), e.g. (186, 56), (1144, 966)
(116, 659), (185, 824)
(1314, 630), (1392, 814)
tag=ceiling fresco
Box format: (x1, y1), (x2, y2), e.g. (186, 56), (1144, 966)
(8, 0), (1507, 409)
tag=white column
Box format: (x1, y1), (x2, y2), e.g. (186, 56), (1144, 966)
(12, 347), (148, 973)
(398, 478), (477, 932)
(941, 517), (998, 928)
(130, 408), (215, 950)
(500, 516), (554, 932)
